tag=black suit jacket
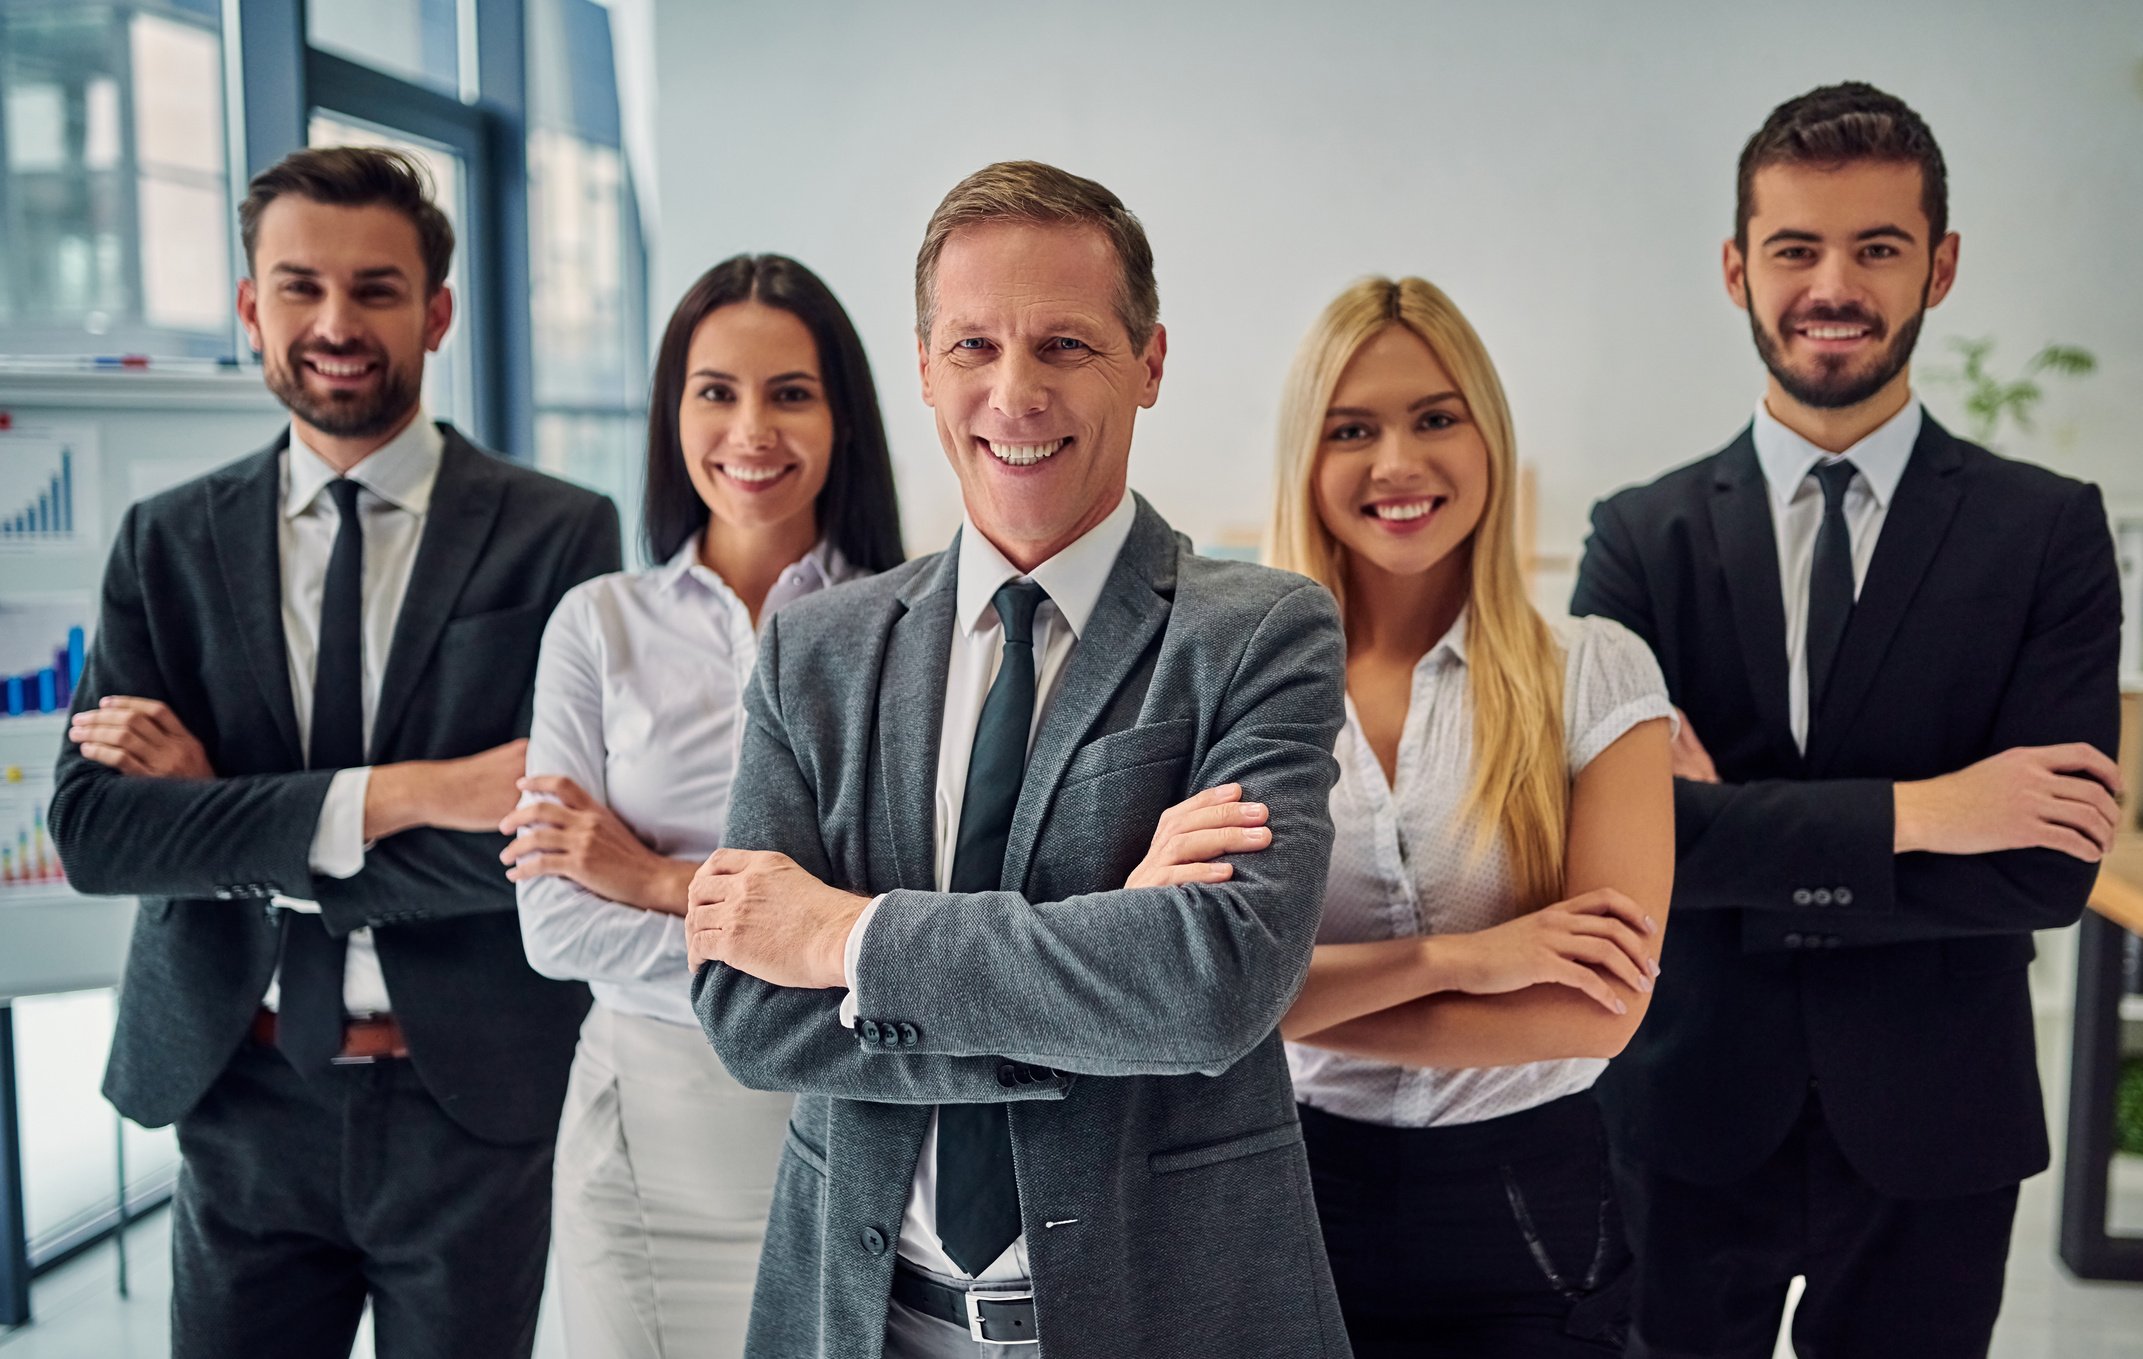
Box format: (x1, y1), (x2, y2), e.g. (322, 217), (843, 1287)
(50, 425), (621, 1145)
(1572, 414), (2120, 1199)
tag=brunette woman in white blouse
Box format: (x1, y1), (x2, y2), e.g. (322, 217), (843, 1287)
(1267, 277), (1675, 1355)
(504, 255), (903, 1359)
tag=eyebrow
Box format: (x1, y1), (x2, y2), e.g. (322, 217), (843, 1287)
(1760, 224), (1918, 247)
(688, 369), (820, 384)
(267, 263), (411, 281)
(1325, 391), (1463, 418)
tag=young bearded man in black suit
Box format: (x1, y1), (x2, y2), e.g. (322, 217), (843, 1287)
(50, 148), (619, 1358)
(1572, 83), (2123, 1358)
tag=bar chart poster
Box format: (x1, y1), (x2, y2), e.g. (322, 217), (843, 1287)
(0, 765), (64, 897)
(0, 596), (93, 726)
(0, 423), (102, 550)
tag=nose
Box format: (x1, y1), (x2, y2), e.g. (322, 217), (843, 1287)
(1804, 251), (1860, 310)
(989, 349), (1048, 422)
(311, 289), (363, 347)
(727, 394), (778, 451)
(1368, 428), (1428, 485)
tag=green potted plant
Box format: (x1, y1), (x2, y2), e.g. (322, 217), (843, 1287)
(1925, 336), (2096, 448)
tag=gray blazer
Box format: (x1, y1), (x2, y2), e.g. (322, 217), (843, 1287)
(695, 496), (1353, 1358)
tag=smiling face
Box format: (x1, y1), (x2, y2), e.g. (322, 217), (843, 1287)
(677, 300), (834, 544)
(237, 196), (450, 447)
(918, 220), (1164, 570)
(1727, 159), (1958, 413)
(1313, 324), (1490, 592)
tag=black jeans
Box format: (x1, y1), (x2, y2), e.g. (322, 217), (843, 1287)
(1301, 1092), (1632, 1358)
(170, 1039), (556, 1359)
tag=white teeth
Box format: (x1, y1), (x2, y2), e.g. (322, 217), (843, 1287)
(1801, 325), (1868, 340)
(1372, 500), (1437, 521)
(987, 439), (1065, 467)
(721, 464), (787, 483)
(311, 360), (372, 377)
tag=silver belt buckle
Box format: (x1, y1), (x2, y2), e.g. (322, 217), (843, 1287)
(963, 1288), (1037, 1345)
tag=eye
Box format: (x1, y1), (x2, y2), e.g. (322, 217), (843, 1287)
(1048, 337), (1088, 352)
(697, 383), (735, 403)
(954, 337), (991, 351)
(1325, 422), (1372, 443)
(1773, 246), (1813, 262)
(774, 385), (817, 404)
(1419, 409), (1460, 431)
(1862, 243), (1900, 261)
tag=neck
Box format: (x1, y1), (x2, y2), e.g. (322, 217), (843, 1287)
(699, 512), (819, 626)
(1344, 549), (1468, 661)
(975, 487), (1126, 575)
(293, 406), (423, 475)
(1763, 373), (1912, 455)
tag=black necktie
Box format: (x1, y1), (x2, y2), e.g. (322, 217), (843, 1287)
(277, 477), (365, 1073)
(1804, 458), (1859, 721)
(936, 580), (1048, 1276)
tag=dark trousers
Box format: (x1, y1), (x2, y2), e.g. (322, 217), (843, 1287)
(1614, 1089), (2019, 1359)
(1302, 1092), (1633, 1358)
(170, 1039), (556, 1359)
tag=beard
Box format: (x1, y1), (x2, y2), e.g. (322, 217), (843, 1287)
(264, 340), (421, 439)
(1746, 280), (1927, 411)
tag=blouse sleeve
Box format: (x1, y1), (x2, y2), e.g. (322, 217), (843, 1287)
(1561, 615), (1676, 775)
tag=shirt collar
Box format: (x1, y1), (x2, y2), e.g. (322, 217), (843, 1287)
(1751, 394), (1920, 516)
(956, 491), (1138, 640)
(1429, 608), (1469, 667)
(656, 534), (855, 610)
(282, 411), (444, 519)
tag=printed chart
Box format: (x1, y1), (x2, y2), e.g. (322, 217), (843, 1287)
(0, 596), (92, 723)
(0, 424), (102, 549)
(0, 765), (63, 895)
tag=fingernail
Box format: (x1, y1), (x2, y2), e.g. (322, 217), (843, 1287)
(1614, 999), (1629, 1015)
(1639, 976), (1653, 992)
(1249, 827), (1270, 843)
(1645, 915), (1657, 933)
(1648, 957), (1661, 977)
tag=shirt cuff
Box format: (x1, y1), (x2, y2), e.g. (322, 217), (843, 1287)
(309, 767), (372, 879)
(835, 894), (885, 1028)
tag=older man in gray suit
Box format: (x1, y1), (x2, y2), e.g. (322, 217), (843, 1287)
(683, 161), (1352, 1357)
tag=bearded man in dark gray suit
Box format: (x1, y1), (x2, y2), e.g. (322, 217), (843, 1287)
(684, 161), (1353, 1357)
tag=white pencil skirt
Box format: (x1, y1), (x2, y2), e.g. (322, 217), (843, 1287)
(550, 1001), (794, 1359)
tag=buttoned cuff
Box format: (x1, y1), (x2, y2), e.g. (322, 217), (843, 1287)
(835, 894), (885, 1028)
(308, 767), (371, 879)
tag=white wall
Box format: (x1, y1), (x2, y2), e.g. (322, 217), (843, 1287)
(647, 0), (2143, 604)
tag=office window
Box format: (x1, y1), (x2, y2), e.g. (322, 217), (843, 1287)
(307, 0), (463, 99)
(0, 0), (233, 359)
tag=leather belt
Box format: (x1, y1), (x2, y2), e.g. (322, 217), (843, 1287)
(251, 1008), (410, 1063)
(890, 1263), (1038, 1345)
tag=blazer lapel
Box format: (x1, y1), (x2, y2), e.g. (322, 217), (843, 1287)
(876, 547), (956, 892)
(1706, 431), (1802, 772)
(1001, 498), (1177, 893)
(369, 427), (503, 760)
(1805, 418), (1965, 771)
(208, 439), (303, 766)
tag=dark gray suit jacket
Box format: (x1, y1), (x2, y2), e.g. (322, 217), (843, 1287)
(49, 425), (620, 1145)
(695, 497), (1354, 1358)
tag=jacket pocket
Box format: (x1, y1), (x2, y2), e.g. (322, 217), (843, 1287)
(783, 1125), (829, 1178)
(1943, 933), (2036, 977)
(1149, 1121), (1302, 1175)
(1060, 718), (1195, 789)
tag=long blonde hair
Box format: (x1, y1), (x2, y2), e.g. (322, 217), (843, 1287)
(1268, 276), (1569, 910)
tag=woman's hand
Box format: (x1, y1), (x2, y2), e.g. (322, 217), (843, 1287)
(499, 775), (694, 914)
(1125, 783), (1273, 888)
(1435, 889), (1659, 1015)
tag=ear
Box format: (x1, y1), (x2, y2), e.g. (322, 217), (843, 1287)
(1923, 231), (1961, 310)
(424, 285), (454, 352)
(236, 277), (264, 354)
(1721, 239), (1749, 311)
(916, 330), (936, 408)
(1136, 322), (1167, 409)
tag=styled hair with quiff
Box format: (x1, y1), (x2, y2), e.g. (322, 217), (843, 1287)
(240, 146), (455, 294)
(914, 160), (1158, 349)
(1736, 82), (1948, 248)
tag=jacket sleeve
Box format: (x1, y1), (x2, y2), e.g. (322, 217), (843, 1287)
(694, 613), (1078, 1105)
(49, 502), (336, 902)
(842, 581), (1346, 1078)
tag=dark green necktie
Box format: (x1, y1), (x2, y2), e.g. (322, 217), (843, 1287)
(1805, 458), (1859, 721)
(936, 579), (1047, 1276)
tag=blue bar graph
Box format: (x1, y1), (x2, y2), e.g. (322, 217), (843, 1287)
(1, 447), (75, 540)
(0, 626), (85, 720)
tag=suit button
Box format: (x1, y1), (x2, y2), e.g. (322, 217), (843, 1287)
(899, 1023), (919, 1047)
(215, 889), (233, 900)
(861, 1021), (881, 1044)
(1823, 935), (1843, 949)
(997, 1063), (1018, 1088)
(1783, 933), (1804, 949)
(880, 1025), (901, 1049)
(861, 1226), (887, 1256)
(1791, 889), (1813, 907)
(1834, 887), (1853, 906)
(1812, 889), (1833, 906)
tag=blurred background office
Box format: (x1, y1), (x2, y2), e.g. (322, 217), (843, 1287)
(0, 1), (2137, 1355)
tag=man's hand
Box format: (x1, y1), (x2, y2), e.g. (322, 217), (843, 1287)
(499, 774), (694, 913)
(1126, 783), (1272, 888)
(686, 848), (865, 989)
(364, 739), (528, 839)
(1895, 743), (2126, 861)
(68, 697), (215, 779)
(1669, 707), (1719, 784)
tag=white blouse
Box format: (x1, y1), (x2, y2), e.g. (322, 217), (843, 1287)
(515, 538), (859, 1027)
(1286, 611), (1672, 1127)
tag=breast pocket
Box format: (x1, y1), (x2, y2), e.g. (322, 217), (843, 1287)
(1041, 719), (1197, 890)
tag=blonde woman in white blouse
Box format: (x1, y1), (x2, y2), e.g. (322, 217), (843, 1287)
(502, 255), (905, 1359)
(1265, 277), (1675, 1356)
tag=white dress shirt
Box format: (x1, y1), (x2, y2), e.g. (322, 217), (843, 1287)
(1286, 612), (1672, 1128)
(1751, 394), (1921, 752)
(515, 538), (856, 1027)
(840, 491), (1138, 1284)
(262, 413), (444, 1017)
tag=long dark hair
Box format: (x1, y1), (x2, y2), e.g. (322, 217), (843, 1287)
(644, 254), (904, 572)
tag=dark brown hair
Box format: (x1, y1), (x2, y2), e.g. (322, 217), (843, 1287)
(915, 160), (1159, 349)
(239, 147), (456, 294)
(644, 254), (904, 574)
(1736, 82), (1948, 248)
